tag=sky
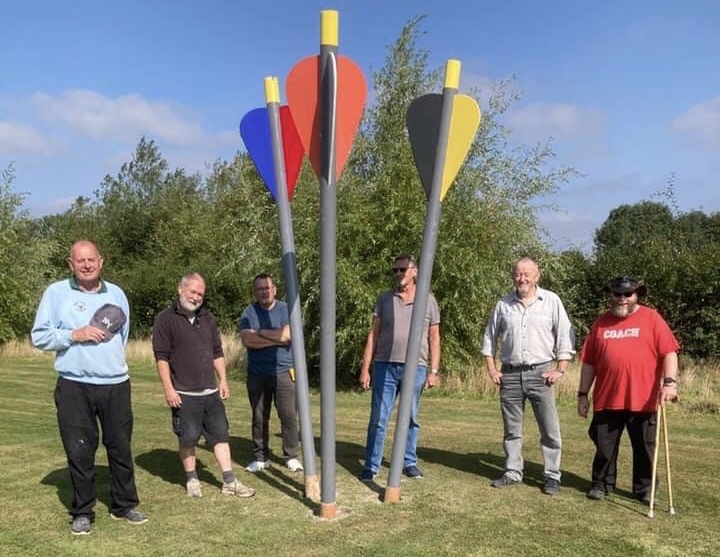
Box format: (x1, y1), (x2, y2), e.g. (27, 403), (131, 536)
(2, 0), (719, 252)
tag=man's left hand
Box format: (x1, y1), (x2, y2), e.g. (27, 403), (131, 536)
(219, 380), (230, 399)
(542, 369), (564, 385)
(426, 372), (440, 389)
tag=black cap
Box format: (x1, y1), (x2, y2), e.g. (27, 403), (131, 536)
(607, 276), (647, 296)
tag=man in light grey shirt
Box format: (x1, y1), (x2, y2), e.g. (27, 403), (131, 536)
(481, 257), (575, 495)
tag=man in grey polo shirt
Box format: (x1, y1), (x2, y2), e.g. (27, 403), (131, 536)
(482, 256), (575, 495)
(358, 254), (441, 481)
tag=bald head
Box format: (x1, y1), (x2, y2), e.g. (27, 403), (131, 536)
(68, 240), (104, 291)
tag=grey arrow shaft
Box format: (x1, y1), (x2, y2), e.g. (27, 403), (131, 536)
(386, 86), (454, 489)
(319, 43), (338, 506)
(266, 99), (317, 477)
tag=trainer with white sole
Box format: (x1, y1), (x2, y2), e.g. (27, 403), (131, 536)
(152, 272), (255, 499)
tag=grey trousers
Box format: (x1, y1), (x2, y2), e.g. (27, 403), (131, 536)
(498, 363), (562, 481)
(246, 370), (299, 461)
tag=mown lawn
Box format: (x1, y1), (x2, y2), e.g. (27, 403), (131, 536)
(1, 352), (718, 557)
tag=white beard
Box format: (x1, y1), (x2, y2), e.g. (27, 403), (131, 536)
(611, 301), (637, 318)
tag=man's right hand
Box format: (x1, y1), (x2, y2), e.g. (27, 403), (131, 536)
(164, 388), (182, 408)
(71, 325), (107, 344)
(359, 369), (371, 391)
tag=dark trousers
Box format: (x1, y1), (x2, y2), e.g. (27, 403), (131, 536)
(588, 409), (656, 496)
(246, 371), (298, 461)
(54, 377), (140, 519)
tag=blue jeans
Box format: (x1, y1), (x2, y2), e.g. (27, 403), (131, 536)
(363, 362), (427, 473)
(499, 363), (562, 481)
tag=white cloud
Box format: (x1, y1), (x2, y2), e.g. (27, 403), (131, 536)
(211, 129), (243, 149)
(506, 102), (605, 143)
(456, 67), (522, 112)
(32, 90), (203, 146)
(0, 122), (60, 155)
(671, 96), (720, 150)
(538, 208), (598, 253)
(24, 196), (76, 217)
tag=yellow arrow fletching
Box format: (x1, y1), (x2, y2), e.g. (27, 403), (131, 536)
(441, 94), (481, 200)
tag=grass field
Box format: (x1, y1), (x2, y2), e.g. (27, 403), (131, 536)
(1, 345), (718, 557)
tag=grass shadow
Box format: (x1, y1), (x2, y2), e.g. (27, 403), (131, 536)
(420, 446), (595, 495)
(257, 466), (318, 512)
(135, 448), (215, 489)
(227, 434), (254, 468)
(40, 465), (113, 513)
(227, 434), (318, 511)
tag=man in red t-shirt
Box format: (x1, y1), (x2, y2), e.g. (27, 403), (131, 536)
(578, 276), (679, 503)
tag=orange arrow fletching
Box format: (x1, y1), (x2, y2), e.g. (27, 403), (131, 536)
(286, 55), (366, 181)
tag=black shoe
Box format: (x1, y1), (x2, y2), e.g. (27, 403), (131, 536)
(358, 469), (376, 482)
(402, 465), (424, 479)
(542, 478), (560, 495)
(586, 487), (606, 500)
(634, 492), (651, 505)
(491, 475), (521, 488)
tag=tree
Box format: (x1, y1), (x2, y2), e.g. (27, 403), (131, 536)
(322, 18), (573, 378)
(590, 196), (720, 359)
(0, 164), (55, 342)
(22, 18), (577, 383)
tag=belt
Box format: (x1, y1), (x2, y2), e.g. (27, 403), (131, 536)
(502, 361), (552, 371)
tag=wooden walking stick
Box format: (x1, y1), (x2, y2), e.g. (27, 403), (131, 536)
(662, 403), (676, 515)
(647, 405), (662, 518)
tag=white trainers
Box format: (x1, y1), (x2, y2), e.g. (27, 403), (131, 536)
(221, 480), (256, 497)
(186, 477), (202, 497)
(286, 458), (304, 472)
(245, 460), (270, 473)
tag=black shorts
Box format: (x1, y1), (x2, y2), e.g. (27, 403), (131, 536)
(171, 391), (229, 447)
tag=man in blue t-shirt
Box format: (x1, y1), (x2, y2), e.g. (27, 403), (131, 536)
(238, 273), (302, 473)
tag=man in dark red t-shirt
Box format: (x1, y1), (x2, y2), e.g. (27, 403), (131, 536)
(578, 276), (679, 503)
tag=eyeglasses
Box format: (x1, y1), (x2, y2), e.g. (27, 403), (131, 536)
(392, 267), (413, 274)
(612, 291), (636, 298)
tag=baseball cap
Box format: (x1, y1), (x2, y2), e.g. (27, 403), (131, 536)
(90, 303), (127, 341)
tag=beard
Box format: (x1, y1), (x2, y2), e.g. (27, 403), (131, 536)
(610, 301), (638, 318)
(178, 297), (201, 314)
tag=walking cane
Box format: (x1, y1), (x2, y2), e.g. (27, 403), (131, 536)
(662, 403), (676, 515)
(647, 404), (662, 519)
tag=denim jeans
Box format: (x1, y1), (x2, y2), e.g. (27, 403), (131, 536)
(363, 362), (427, 473)
(499, 364), (562, 481)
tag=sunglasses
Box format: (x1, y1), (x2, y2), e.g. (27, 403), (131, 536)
(392, 267), (411, 274)
(612, 291), (636, 298)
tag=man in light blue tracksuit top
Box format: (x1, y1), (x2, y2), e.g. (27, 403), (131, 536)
(31, 240), (147, 535)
